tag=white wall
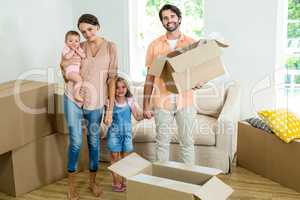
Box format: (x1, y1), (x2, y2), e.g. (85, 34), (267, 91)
(204, 0), (285, 119)
(0, 0), (73, 83)
(72, 0), (130, 75)
(0, 0), (130, 83)
(0, 0), (286, 118)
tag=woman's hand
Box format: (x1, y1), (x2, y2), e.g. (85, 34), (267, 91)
(104, 111), (113, 126)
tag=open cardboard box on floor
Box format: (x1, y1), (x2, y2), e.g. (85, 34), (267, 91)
(109, 153), (233, 200)
(148, 39), (228, 93)
(237, 121), (300, 193)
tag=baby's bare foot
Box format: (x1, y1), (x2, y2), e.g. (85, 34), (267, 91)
(74, 94), (83, 102)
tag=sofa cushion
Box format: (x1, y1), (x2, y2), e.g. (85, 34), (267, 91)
(194, 82), (225, 118)
(132, 118), (161, 142)
(130, 82), (225, 119)
(178, 114), (216, 146)
(258, 109), (300, 143)
(245, 117), (273, 133)
(133, 114), (216, 146)
(130, 81), (144, 110)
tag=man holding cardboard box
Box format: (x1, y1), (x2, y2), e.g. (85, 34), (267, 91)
(143, 4), (204, 165)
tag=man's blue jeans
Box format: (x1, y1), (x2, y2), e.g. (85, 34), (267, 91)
(64, 95), (103, 173)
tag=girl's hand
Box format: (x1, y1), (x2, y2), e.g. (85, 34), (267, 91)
(143, 103), (153, 119)
(104, 111), (113, 126)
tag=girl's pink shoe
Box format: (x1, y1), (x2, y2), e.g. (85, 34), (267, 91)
(112, 183), (126, 192)
(121, 182), (127, 191)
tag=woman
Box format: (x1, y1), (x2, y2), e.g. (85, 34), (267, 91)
(60, 14), (117, 200)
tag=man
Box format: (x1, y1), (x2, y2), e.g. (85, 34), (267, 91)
(143, 4), (203, 164)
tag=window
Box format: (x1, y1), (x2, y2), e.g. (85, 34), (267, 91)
(129, 0), (204, 82)
(276, 0), (300, 114)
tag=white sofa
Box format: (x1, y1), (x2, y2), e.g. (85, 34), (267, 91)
(55, 80), (240, 173)
(102, 80), (240, 173)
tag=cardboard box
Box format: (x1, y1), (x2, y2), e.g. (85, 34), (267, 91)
(109, 153), (233, 200)
(149, 40), (227, 93)
(0, 133), (89, 197)
(237, 121), (300, 193)
(54, 92), (69, 134)
(0, 80), (55, 155)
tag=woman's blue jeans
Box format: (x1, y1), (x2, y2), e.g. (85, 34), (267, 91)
(64, 95), (103, 173)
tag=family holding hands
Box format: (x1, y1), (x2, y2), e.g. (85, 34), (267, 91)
(60, 4), (204, 200)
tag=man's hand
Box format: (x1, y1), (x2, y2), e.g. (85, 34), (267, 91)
(143, 104), (153, 119)
(192, 81), (206, 90)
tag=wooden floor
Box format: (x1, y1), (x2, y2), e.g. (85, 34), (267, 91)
(1, 162), (300, 200)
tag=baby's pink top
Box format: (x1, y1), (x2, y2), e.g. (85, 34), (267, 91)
(64, 38), (118, 110)
(62, 45), (85, 64)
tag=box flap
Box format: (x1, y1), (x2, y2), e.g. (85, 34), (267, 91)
(148, 57), (167, 76)
(129, 173), (203, 194)
(166, 50), (182, 58)
(108, 153), (152, 179)
(129, 174), (233, 200)
(152, 161), (223, 186)
(154, 161), (222, 176)
(168, 40), (221, 73)
(197, 39), (229, 48)
(214, 39), (229, 48)
(160, 62), (179, 93)
(178, 41), (200, 53)
(194, 176), (233, 200)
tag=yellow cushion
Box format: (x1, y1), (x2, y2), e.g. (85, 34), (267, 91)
(258, 109), (300, 143)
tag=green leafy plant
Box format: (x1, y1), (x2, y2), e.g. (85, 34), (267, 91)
(285, 57), (300, 70)
(288, 0), (300, 39)
(288, 0), (300, 20)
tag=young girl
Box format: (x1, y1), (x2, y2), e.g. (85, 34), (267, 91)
(106, 77), (143, 192)
(62, 30), (86, 102)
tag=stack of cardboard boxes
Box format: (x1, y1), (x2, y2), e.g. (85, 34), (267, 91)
(0, 80), (87, 197)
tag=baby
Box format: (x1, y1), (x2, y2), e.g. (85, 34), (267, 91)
(62, 30), (86, 102)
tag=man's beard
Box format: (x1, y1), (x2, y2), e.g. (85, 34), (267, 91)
(163, 21), (180, 32)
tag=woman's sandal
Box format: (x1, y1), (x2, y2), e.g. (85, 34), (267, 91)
(88, 183), (103, 197)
